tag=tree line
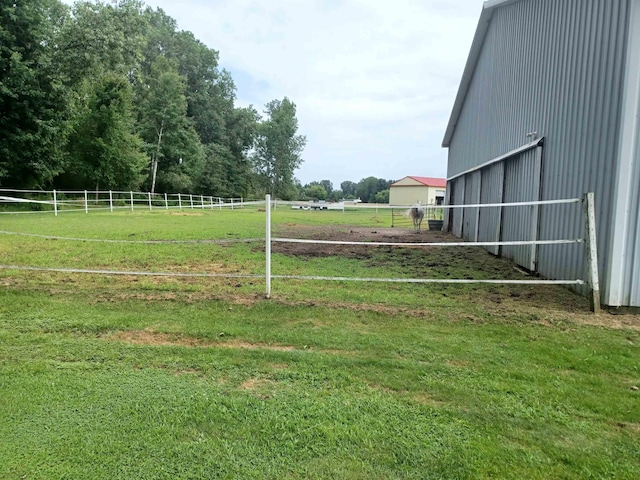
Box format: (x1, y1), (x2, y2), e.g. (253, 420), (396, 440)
(299, 177), (394, 204)
(0, 0), (305, 199)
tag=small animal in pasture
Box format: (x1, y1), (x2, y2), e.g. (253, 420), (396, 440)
(408, 203), (425, 233)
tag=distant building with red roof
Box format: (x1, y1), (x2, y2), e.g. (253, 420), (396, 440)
(389, 176), (447, 206)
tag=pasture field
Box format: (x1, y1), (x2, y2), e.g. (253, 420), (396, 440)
(1, 207), (639, 479)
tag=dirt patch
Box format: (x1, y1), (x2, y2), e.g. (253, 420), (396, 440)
(275, 299), (432, 318)
(270, 363), (289, 370)
(93, 291), (261, 306)
(240, 378), (274, 391)
(568, 314), (640, 331)
(270, 224), (640, 330)
(239, 378), (277, 399)
(103, 330), (300, 351)
(223, 340), (297, 352)
(272, 225), (456, 259)
(108, 330), (200, 347)
(272, 224), (534, 281)
(616, 422), (640, 433)
(411, 392), (447, 407)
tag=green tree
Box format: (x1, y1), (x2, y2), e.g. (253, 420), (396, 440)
(141, 11), (227, 144)
(319, 179), (333, 196)
(303, 182), (328, 200)
(56, 0), (146, 87)
(355, 177), (379, 203)
(340, 180), (357, 198)
(374, 189), (390, 204)
(137, 57), (203, 193)
(356, 177), (393, 203)
(140, 8), (257, 196)
(0, 0), (68, 187)
(196, 106), (258, 198)
(65, 73), (147, 191)
(252, 98), (306, 199)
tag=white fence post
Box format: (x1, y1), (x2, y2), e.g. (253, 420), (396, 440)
(148, 192), (152, 210)
(210, 196), (214, 209)
(190, 194), (194, 209)
(241, 197), (243, 209)
(266, 194), (271, 298)
(130, 191), (134, 211)
(165, 193), (168, 210)
(178, 193), (182, 210)
(53, 189), (58, 216)
(219, 198), (222, 211)
(231, 198), (234, 210)
(109, 190), (113, 212)
(583, 192), (601, 313)
(84, 190), (88, 214)
(200, 195), (204, 209)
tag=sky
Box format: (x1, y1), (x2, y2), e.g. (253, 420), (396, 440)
(65, 0), (487, 188)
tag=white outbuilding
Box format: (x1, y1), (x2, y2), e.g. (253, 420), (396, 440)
(389, 176), (446, 206)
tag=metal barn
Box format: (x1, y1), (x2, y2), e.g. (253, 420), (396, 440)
(442, 0), (640, 307)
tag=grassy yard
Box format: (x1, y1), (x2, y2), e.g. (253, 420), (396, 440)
(0, 208), (638, 479)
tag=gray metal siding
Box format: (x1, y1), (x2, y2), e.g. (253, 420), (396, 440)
(608, 0), (640, 306)
(478, 162), (504, 255)
(446, 0), (630, 302)
(500, 148), (541, 270)
(622, 108), (640, 303)
(451, 177), (465, 238)
(462, 171), (481, 242)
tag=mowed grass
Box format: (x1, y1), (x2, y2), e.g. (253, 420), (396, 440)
(0, 208), (639, 479)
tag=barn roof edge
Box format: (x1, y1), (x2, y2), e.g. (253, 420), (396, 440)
(442, 0), (527, 148)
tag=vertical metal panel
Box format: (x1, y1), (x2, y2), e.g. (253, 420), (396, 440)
(623, 87), (640, 304)
(451, 177), (465, 237)
(529, 147), (543, 271)
(608, 0), (640, 306)
(443, 182), (453, 232)
(462, 171), (481, 241)
(478, 162), (505, 255)
(445, 0), (630, 303)
(501, 148), (540, 268)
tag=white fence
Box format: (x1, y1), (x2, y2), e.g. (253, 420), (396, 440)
(0, 188), (248, 214)
(264, 193), (601, 312)
(0, 193), (601, 312)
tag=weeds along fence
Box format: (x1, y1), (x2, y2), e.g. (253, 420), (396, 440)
(0, 193), (601, 312)
(0, 188), (251, 214)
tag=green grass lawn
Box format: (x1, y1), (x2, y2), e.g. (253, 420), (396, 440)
(1, 208), (639, 479)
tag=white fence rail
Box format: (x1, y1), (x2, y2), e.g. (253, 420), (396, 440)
(265, 193), (601, 312)
(0, 188), (247, 214)
(0, 192), (601, 312)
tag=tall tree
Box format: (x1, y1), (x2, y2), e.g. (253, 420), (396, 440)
(303, 182), (327, 200)
(139, 9), (255, 195)
(56, 0), (146, 87)
(374, 189), (390, 204)
(341, 181), (357, 198)
(356, 177), (392, 203)
(319, 180), (333, 196)
(137, 57), (203, 193)
(252, 98), (306, 199)
(0, 0), (68, 187)
(66, 73), (147, 191)
(196, 106), (258, 197)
